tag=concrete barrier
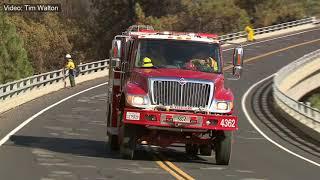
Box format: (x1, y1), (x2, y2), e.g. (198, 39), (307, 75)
(273, 49), (320, 140)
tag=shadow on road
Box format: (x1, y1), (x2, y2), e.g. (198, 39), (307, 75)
(8, 135), (217, 165)
(9, 135), (122, 160)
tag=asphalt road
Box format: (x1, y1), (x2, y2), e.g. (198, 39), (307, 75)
(0, 28), (320, 180)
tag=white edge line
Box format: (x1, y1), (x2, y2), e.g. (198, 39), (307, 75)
(223, 28), (320, 52)
(241, 74), (320, 167)
(0, 82), (108, 147)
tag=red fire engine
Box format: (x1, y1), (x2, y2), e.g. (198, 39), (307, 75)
(107, 25), (244, 165)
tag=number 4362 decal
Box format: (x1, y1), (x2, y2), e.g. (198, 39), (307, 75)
(220, 119), (236, 128)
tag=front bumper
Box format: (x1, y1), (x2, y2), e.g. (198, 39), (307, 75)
(123, 108), (238, 131)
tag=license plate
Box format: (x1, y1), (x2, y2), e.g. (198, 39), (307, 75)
(173, 115), (190, 123)
(126, 112), (140, 120)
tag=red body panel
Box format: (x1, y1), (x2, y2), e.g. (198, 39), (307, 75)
(133, 68), (222, 80)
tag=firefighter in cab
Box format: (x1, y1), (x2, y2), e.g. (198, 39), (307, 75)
(65, 54), (76, 87)
(142, 57), (154, 67)
(245, 25), (255, 42)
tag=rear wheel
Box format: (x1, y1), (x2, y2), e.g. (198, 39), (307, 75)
(199, 144), (212, 156)
(120, 124), (137, 159)
(185, 144), (199, 155)
(215, 131), (233, 165)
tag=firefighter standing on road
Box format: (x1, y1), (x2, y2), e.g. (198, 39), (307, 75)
(65, 54), (76, 87)
(245, 25), (255, 42)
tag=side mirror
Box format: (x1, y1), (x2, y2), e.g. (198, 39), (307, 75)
(110, 39), (122, 68)
(111, 39), (121, 58)
(231, 46), (244, 79)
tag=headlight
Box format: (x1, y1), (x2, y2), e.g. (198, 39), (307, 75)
(126, 95), (149, 106)
(212, 101), (233, 111)
(217, 102), (228, 110)
(132, 96), (144, 105)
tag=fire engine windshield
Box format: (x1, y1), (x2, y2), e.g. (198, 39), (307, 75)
(135, 39), (221, 73)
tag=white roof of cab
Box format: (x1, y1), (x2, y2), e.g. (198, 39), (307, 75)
(129, 31), (219, 43)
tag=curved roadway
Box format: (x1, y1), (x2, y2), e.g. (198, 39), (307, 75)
(0, 28), (320, 180)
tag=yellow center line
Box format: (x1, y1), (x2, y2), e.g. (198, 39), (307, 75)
(224, 38), (320, 70)
(153, 155), (186, 180)
(154, 38), (320, 180)
(157, 153), (195, 180)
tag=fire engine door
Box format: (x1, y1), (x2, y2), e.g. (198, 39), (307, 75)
(107, 37), (129, 135)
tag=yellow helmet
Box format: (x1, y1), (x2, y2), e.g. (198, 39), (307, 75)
(144, 57), (152, 63)
(143, 57), (153, 67)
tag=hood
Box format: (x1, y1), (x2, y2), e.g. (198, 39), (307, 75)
(126, 68), (224, 95)
(133, 68), (223, 81)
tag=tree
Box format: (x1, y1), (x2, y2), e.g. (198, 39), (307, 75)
(304, 0), (320, 17)
(0, 11), (33, 84)
(9, 14), (72, 73)
(253, 0), (306, 27)
(136, 0), (250, 34)
(92, 0), (133, 58)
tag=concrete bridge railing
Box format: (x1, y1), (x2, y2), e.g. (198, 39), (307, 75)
(274, 49), (320, 140)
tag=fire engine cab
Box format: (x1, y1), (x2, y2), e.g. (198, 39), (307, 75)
(107, 25), (244, 165)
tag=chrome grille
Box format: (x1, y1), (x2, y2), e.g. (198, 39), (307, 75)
(151, 79), (213, 108)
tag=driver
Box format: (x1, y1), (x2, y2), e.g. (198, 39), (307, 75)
(206, 57), (219, 72)
(187, 57), (218, 72)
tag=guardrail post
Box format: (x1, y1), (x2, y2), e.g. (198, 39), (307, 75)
(314, 108), (320, 121)
(44, 74), (50, 86)
(56, 71), (62, 82)
(305, 102), (314, 118)
(0, 86), (3, 100)
(298, 102), (303, 111)
(83, 65), (89, 75)
(11, 83), (18, 98)
(38, 76), (44, 88)
(24, 79), (31, 92)
(312, 17), (317, 24)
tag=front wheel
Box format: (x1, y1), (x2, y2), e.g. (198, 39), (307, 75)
(215, 131), (233, 165)
(108, 134), (119, 151)
(120, 124), (137, 159)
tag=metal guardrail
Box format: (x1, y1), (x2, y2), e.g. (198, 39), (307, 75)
(0, 59), (109, 102)
(219, 17), (315, 41)
(273, 49), (320, 123)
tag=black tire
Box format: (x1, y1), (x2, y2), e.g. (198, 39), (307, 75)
(108, 134), (119, 151)
(199, 144), (212, 156)
(120, 124), (137, 159)
(185, 144), (199, 155)
(215, 131), (233, 165)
